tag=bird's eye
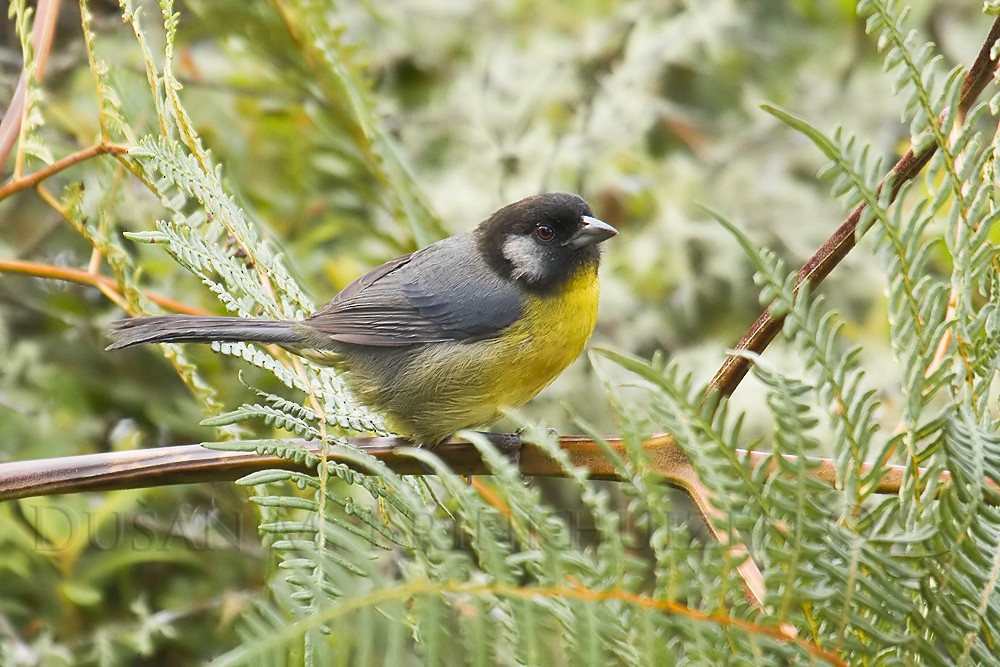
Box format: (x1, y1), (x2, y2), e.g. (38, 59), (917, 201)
(535, 224), (555, 242)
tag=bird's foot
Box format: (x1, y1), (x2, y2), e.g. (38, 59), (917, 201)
(492, 431), (524, 468)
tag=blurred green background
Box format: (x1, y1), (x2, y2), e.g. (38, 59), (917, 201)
(0, 0), (989, 662)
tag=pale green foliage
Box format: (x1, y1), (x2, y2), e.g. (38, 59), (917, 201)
(8, 0), (52, 167)
(2, 0), (999, 664)
(209, 1), (1000, 663)
(80, 0), (131, 142)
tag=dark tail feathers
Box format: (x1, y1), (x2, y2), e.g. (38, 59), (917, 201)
(106, 315), (303, 350)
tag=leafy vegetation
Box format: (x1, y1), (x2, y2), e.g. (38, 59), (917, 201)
(1, 1), (998, 664)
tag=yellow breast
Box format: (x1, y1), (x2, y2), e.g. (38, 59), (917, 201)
(329, 265), (601, 444)
(490, 266), (600, 409)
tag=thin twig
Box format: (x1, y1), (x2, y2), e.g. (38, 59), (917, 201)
(453, 582), (847, 666)
(0, 142), (130, 200)
(0, 258), (210, 316)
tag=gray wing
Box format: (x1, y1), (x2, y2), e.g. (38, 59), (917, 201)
(303, 236), (522, 346)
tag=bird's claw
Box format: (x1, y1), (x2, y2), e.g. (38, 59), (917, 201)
(493, 431), (524, 467)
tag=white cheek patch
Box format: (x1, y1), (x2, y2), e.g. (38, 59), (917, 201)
(502, 235), (548, 283)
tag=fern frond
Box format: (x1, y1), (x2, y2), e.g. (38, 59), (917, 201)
(9, 0), (53, 170)
(859, 1), (960, 150)
(80, 0), (131, 142)
(710, 210), (882, 509)
(129, 137), (313, 316)
(275, 0), (447, 247)
(201, 403), (322, 440)
(117, 0), (171, 137)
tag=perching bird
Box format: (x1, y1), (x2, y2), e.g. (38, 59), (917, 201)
(107, 192), (617, 445)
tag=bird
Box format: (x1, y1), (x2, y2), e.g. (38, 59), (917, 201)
(107, 192), (617, 445)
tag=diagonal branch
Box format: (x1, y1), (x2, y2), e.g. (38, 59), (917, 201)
(0, 142), (130, 200)
(694, 13), (1000, 608)
(708, 16), (1000, 400)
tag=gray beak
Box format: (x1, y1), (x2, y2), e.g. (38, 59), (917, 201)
(565, 215), (618, 249)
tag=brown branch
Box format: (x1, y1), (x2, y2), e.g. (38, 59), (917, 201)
(0, 259), (211, 316)
(708, 16), (1000, 400)
(0, 142), (130, 200)
(663, 448), (766, 605)
(695, 14), (1000, 608)
(0, 434), (961, 503)
(0, 13), (993, 644)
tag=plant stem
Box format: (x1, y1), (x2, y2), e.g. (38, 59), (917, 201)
(707, 16), (1000, 401)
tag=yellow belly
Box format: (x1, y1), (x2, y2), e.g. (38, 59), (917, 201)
(377, 267), (601, 442)
(490, 268), (600, 409)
